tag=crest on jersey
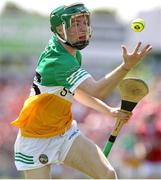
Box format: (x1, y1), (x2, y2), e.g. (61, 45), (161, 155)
(39, 154), (48, 164)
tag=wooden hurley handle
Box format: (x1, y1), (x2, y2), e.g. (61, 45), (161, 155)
(112, 99), (138, 136)
(103, 78), (149, 157)
(111, 118), (125, 136)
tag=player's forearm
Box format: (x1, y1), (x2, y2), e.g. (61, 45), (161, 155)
(78, 63), (130, 99)
(95, 63), (129, 100)
(74, 89), (112, 116)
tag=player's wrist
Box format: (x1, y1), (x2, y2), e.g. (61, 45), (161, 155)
(121, 64), (131, 72)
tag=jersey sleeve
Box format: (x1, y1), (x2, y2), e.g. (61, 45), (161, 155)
(65, 67), (91, 93)
(36, 54), (91, 93)
(53, 55), (91, 93)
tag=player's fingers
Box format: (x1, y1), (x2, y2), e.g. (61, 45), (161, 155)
(141, 44), (152, 56)
(123, 118), (129, 123)
(117, 117), (130, 124)
(141, 44), (151, 53)
(121, 45), (128, 55)
(134, 42), (142, 53)
(118, 110), (132, 119)
(118, 109), (132, 114)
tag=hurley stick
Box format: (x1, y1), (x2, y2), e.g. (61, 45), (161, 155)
(103, 78), (149, 157)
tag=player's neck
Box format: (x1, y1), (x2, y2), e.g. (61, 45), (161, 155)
(59, 40), (76, 57)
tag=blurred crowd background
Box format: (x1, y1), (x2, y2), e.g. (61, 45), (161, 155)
(1, 2), (161, 179)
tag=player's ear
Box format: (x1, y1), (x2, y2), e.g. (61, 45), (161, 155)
(56, 25), (63, 34)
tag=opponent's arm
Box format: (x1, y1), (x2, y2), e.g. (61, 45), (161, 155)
(78, 42), (152, 100)
(74, 88), (131, 121)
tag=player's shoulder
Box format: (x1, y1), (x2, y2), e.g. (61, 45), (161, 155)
(37, 36), (81, 70)
(47, 37), (74, 59)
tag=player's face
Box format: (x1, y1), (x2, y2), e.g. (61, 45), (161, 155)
(66, 13), (91, 44)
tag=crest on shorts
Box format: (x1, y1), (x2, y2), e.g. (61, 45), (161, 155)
(39, 154), (48, 164)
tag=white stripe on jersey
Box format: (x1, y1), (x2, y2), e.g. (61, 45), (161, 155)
(30, 82), (74, 102)
(70, 71), (88, 85)
(30, 68), (92, 100)
(66, 68), (88, 85)
(69, 74), (91, 93)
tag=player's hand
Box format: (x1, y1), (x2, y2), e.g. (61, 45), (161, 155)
(110, 107), (132, 123)
(121, 42), (152, 70)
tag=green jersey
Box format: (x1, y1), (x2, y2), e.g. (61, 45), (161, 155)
(12, 36), (91, 138)
(32, 36), (91, 96)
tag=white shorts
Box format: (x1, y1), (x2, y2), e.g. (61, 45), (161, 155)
(14, 120), (80, 171)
